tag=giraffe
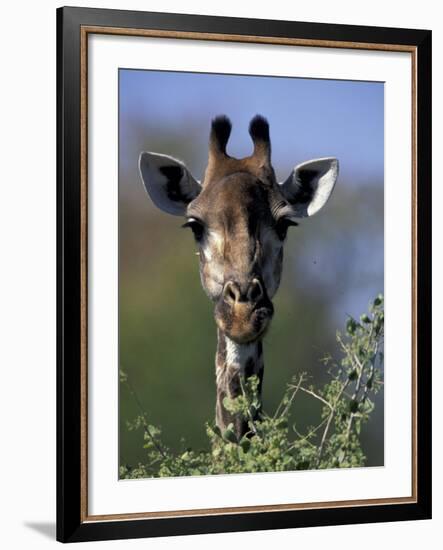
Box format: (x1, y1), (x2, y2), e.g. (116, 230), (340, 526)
(139, 115), (338, 439)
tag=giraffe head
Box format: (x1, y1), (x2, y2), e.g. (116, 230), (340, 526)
(139, 115), (338, 344)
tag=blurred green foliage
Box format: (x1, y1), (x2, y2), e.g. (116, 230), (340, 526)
(120, 297), (384, 478)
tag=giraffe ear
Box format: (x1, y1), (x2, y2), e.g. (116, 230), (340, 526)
(139, 152), (201, 216)
(279, 157), (338, 218)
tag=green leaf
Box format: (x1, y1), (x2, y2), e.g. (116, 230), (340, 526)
(276, 417), (288, 429)
(374, 294), (383, 305)
(346, 318), (356, 334)
(240, 438), (251, 453)
(212, 425), (222, 438)
(223, 424), (238, 444)
(348, 369), (358, 381)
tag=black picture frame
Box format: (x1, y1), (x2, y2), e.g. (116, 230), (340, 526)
(57, 6), (432, 543)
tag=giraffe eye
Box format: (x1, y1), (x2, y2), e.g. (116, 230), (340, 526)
(182, 218), (205, 242)
(275, 218), (298, 240)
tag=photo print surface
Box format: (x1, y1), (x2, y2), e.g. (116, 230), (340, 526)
(118, 69), (384, 479)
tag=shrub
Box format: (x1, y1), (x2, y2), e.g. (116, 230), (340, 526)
(120, 295), (384, 478)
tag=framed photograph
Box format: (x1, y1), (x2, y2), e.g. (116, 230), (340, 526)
(57, 6), (432, 543)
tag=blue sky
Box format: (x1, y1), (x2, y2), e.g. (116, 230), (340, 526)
(119, 69), (384, 184)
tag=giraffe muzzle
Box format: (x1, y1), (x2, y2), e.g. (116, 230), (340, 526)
(214, 278), (274, 344)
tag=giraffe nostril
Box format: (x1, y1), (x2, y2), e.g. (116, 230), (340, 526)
(247, 279), (264, 304)
(223, 279), (264, 306)
(223, 281), (241, 304)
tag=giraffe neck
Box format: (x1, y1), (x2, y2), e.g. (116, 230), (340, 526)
(215, 329), (264, 438)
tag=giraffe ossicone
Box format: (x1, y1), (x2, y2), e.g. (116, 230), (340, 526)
(139, 115), (338, 439)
